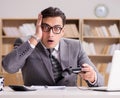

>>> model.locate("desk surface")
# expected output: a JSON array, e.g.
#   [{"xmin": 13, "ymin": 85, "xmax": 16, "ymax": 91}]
[{"xmin": 1, "ymin": 87, "xmax": 120, "ymax": 98}]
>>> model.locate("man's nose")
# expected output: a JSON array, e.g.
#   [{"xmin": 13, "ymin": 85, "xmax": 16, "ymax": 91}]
[{"xmin": 49, "ymin": 29, "xmax": 54, "ymax": 35}]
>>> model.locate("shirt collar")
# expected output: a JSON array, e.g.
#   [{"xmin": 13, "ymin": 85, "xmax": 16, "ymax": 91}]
[
  {"xmin": 54, "ymin": 43, "xmax": 59, "ymax": 51},
  {"xmin": 41, "ymin": 41, "xmax": 59, "ymax": 51}
]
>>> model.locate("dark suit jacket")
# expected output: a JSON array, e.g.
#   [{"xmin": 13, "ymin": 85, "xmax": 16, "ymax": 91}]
[{"xmin": 2, "ymin": 37, "xmax": 104, "ymax": 86}]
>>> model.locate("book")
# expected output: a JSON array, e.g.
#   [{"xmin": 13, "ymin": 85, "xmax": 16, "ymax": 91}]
[
  {"xmin": 3, "ymin": 27, "xmax": 21, "ymax": 37},
  {"xmin": 100, "ymin": 26, "xmax": 109, "ymax": 37},
  {"xmin": 64, "ymin": 24, "xmax": 79, "ymax": 38},
  {"xmin": 82, "ymin": 41, "xmax": 96, "ymax": 55},
  {"xmin": 83, "ymin": 24, "xmax": 92, "ymax": 36},
  {"xmin": 19, "ymin": 23, "xmax": 36, "ymax": 36},
  {"xmin": 108, "ymin": 24, "xmax": 120, "ymax": 37}
]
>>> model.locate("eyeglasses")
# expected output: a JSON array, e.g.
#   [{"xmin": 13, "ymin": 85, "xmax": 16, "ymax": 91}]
[{"xmin": 41, "ymin": 23, "xmax": 63, "ymax": 34}]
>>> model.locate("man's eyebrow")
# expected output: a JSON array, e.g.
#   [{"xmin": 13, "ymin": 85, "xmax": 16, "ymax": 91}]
[
  {"xmin": 41, "ymin": 23, "xmax": 51, "ymax": 27},
  {"xmin": 53, "ymin": 24, "xmax": 63, "ymax": 27},
  {"xmin": 42, "ymin": 23, "xmax": 62, "ymax": 27},
  {"xmin": 41, "ymin": 23, "xmax": 49, "ymax": 25}
]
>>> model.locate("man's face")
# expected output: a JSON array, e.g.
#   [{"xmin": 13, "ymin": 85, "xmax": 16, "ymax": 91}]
[{"xmin": 41, "ymin": 17, "xmax": 64, "ymax": 48}]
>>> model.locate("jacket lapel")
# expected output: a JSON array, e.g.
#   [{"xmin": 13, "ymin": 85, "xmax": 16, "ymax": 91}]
[
  {"xmin": 37, "ymin": 43, "xmax": 55, "ymax": 82},
  {"xmin": 59, "ymin": 39, "xmax": 71, "ymax": 71},
  {"xmin": 37, "ymin": 39, "xmax": 71, "ymax": 82}
]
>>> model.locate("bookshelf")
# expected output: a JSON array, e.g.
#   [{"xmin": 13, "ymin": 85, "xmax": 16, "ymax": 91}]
[
  {"xmin": 2, "ymin": 18, "xmax": 119, "ymax": 86},
  {"xmin": 81, "ymin": 19, "xmax": 120, "ymax": 85},
  {"xmin": 0, "ymin": 18, "xmax": 80, "ymax": 86},
  {"xmin": 64, "ymin": 18, "xmax": 80, "ymax": 39},
  {"xmin": 0, "ymin": 18, "xmax": 38, "ymax": 86}
]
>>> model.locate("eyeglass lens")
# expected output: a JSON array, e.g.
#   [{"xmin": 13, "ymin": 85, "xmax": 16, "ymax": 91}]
[{"xmin": 41, "ymin": 23, "xmax": 63, "ymax": 34}]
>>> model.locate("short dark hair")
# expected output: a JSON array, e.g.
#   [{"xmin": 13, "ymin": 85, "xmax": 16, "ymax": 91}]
[{"xmin": 41, "ymin": 7, "xmax": 66, "ymax": 26}]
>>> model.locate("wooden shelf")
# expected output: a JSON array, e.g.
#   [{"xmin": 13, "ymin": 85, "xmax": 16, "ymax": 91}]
[
  {"xmin": 82, "ymin": 19, "xmax": 120, "ymax": 86},
  {"xmin": 82, "ymin": 19, "xmax": 120, "ymax": 61},
  {"xmin": 2, "ymin": 36, "xmax": 18, "ymax": 39},
  {"xmin": 83, "ymin": 36, "xmax": 120, "ymax": 39},
  {"xmin": 89, "ymin": 55, "xmax": 112, "ymax": 63}
]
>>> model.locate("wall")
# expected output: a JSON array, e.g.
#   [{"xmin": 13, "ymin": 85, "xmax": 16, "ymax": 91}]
[{"xmin": 0, "ymin": 0, "xmax": 120, "ymax": 18}]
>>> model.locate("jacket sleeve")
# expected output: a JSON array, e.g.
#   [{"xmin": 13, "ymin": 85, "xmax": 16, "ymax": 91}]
[
  {"xmin": 77, "ymin": 41, "xmax": 104, "ymax": 87},
  {"xmin": 2, "ymin": 37, "xmax": 34, "ymax": 73}
]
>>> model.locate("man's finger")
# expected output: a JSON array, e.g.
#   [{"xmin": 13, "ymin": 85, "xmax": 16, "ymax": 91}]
[{"xmin": 37, "ymin": 13, "xmax": 42, "ymax": 26}]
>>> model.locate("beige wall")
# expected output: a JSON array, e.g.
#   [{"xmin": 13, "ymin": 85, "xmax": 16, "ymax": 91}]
[{"xmin": 0, "ymin": 0, "xmax": 119, "ymax": 18}]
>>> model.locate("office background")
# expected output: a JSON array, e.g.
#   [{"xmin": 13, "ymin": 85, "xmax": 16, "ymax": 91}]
[
  {"xmin": 0, "ymin": 0, "xmax": 119, "ymax": 18},
  {"xmin": 0, "ymin": 0, "xmax": 120, "ymax": 86}
]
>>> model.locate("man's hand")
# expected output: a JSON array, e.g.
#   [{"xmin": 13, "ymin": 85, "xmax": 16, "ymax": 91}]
[
  {"xmin": 79, "ymin": 63, "xmax": 96, "ymax": 83},
  {"xmin": 29, "ymin": 14, "xmax": 43, "ymax": 46},
  {"xmin": 35, "ymin": 13, "xmax": 43, "ymax": 40}
]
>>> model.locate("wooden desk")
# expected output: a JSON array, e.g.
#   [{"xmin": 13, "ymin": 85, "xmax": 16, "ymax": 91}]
[{"xmin": 0, "ymin": 87, "xmax": 120, "ymax": 98}]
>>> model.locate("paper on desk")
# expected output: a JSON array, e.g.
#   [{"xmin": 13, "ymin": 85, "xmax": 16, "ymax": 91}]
[{"xmin": 30, "ymin": 86, "xmax": 66, "ymax": 90}]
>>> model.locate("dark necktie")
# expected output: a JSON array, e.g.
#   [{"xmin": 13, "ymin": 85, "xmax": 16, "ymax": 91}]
[{"xmin": 47, "ymin": 49, "xmax": 63, "ymax": 83}]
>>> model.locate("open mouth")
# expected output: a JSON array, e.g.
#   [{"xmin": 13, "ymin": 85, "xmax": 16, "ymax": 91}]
[{"xmin": 48, "ymin": 39, "xmax": 54, "ymax": 42}]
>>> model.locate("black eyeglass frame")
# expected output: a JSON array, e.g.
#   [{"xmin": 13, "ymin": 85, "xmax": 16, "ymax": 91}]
[{"xmin": 41, "ymin": 23, "xmax": 63, "ymax": 34}]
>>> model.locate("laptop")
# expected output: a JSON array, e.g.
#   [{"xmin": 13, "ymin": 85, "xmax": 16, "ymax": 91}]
[
  {"xmin": 0, "ymin": 77, "xmax": 4, "ymax": 91},
  {"xmin": 79, "ymin": 50, "xmax": 120, "ymax": 92}
]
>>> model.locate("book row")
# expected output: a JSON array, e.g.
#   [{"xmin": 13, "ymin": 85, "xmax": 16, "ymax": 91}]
[{"xmin": 82, "ymin": 41, "xmax": 120, "ymax": 55}]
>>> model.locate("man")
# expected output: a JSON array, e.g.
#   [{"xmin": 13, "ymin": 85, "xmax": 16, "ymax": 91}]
[{"xmin": 2, "ymin": 7, "xmax": 104, "ymax": 86}]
